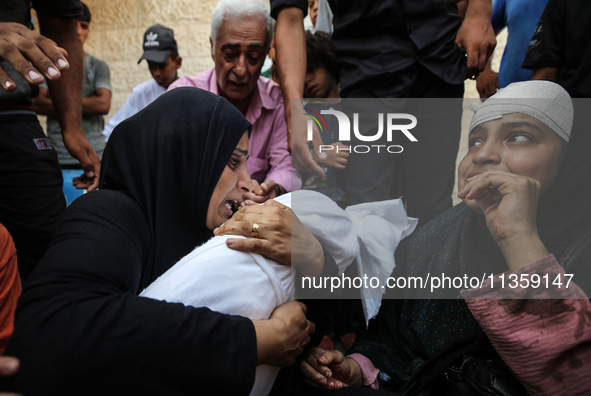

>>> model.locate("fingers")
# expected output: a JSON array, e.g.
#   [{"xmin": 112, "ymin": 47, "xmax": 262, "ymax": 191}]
[
  {"xmin": 293, "ymin": 141, "xmax": 326, "ymax": 177},
  {"xmin": 241, "ymin": 180, "xmax": 266, "ymax": 204},
  {"xmin": 0, "ymin": 64, "xmax": 17, "ymax": 92},
  {"xmin": 321, "ymin": 143, "xmax": 349, "ymax": 169},
  {"xmin": 262, "ymin": 198, "xmax": 289, "ymax": 210},
  {"xmin": 294, "ymin": 300, "xmax": 308, "ymax": 315},
  {"xmin": 0, "ymin": 22, "xmax": 70, "ymax": 90},
  {"xmin": 301, "ymin": 358, "xmax": 333, "ymax": 388},
  {"xmin": 455, "ymin": 15, "xmax": 496, "ymax": 77},
  {"xmin": 465, "ymin": 50, "xmax": 488, "ymax": 77},
  {"xmin": 215, "ymin": 202, "xmax": 292, "ymax": 263},
  {"xmin": 0, "ymin": 356, "xmax": 19, "ymax": 377},
  {"xmin": 300, "ymin": 348, "xmax": 348, "ymax": 390},
  {"xmin": 250, "ymin": 179, "xmax": 261, "ymax": 194},
  {"xmin": 80, "ymin": 155, "xmax": 100, "ymax": 191},
  {"xmin": 241, "ymin": 192, "xmax": 267, "ymax": 204},
  {"xmin": 241, "ymin": 199, "xmax": 258, "ymax": 207},
  {"xmin": 458, "ymin": 171, "xmax": 539, "ymax": 201},
  {"xmin": 258, "ymin": 180, "xmax": 276, "ymax": 196},
  {"xmin": 243, "ymin": 180, "xmax": 278, "ymax": 203},
  {"xmin": 225, "ymin": 236, "xmax": 271, "ymax": 254},
  {"xmin": 66, "ymin": 142, "xmax": 100, "ymax": 191}
]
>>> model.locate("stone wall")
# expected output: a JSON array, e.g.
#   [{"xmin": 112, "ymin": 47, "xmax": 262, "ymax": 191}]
[
  {"xmin": 35, "ymin": 1, "xmax": 504, "ymax": 132},
  {"xmin": 81, "ymin": 0, "xmax": 222, "ymax": 123},
  {"xmin": 33, "ymin": 1, "xmax": 506, "ymax": 205}
]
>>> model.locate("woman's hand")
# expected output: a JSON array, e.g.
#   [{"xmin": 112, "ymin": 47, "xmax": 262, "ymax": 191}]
[
  {"xmin": 300, "ymin": 347, "xmax": 363, "ymax": 390},
  {"xmin": 458, "ymin": 170, "xmax": 549, "ymax": 271},
  {"xmin": 214, "ymin": 199, "xmax": 325, "ymax": 277},
  {"xmin": 253, "ymin": 301, "xmax": 315, "ymax": 367}
]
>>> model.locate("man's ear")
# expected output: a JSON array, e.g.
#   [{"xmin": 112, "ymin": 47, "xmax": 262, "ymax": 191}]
[
  {"xmin": 176, "ymin": 57, "xmax": 183, "ymax": 69},
  {"xmin": 210, "ymin": 37, "xmax": 215, "ymax": 60}
]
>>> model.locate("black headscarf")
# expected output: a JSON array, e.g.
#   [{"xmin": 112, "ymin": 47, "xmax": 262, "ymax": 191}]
[{"xmin": 99, "ymin": 87, "xmax": 251, "ymax": 289}]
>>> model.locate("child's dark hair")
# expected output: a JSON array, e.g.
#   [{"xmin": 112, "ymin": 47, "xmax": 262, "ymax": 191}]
[
  {"xmin": 78, "ymin": 2, "xmax": 91, "ymax": 23},
  {"xmin": 305, "ymin": 31, "xmax": 339, "ymax": 83}
]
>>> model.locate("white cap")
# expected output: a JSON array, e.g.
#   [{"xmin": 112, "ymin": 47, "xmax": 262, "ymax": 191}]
[{"xmin": 470, "ymin": 80, "xmax": 573, "ymax": 141}]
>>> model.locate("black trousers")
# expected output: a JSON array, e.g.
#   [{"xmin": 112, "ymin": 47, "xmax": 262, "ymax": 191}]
[
  {"xmin": 340, "ymin": 66, "xmax": 464, "ymax": 227},
  {"xmin": 0, "ymin": 114, "xmax": 66, "ymax": 279}
]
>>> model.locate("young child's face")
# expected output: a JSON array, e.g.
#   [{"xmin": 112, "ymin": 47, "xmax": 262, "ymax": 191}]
[
  {"xmin": 76, "ymin": 20, "xmax": 90, "ymax": 46},
  {"xmin": 308, "ymin": 0, "xmax": 319, "ymax": 26},
  {"xmin": 148, "ymin": 56, "xmax": 181, "ymax": 89},
  {"xmin": 304, "ymin": 67, "xmax": 337, "ymax": 99}
]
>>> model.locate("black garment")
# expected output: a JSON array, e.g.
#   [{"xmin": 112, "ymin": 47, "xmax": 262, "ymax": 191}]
[
  {"xmin": 270, "ymin": 0, "xmax": 466, "ymax": 97},
  {"xmin": 339, "ymin": 74, "xmax": 463, "ymax": 224},
  {"xmin": 271, "ymin": 0, "xmax": 465, "ymax": 225},
  {"xmin": 347, "ymin": 98, "xmax": 591, "ymax": 391},
  {"xmin": 0, "ymin": 114, "xmax": 64, "ymax": 279},
  {"xmin": 4, "ymin": 88, "xmax": 258, "ymax": 395},
  {"xmin": 0, "ymin": 0, "xmax": 82, "ymax": 280},
  {"xmin": 522, "ymin": 0, "xmax": 591, "ymax": 98},
  {"xmin": 1, "ymin": 0, "xmax": 81, "ymax": 26}
]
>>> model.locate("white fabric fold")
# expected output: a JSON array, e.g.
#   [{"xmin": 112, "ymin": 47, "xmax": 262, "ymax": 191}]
[{"xmin": 140, "ymin": 191, "xmax": 415, "ymax": 394}]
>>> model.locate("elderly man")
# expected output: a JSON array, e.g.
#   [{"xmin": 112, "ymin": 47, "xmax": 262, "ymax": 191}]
[{"xmin": 169, "ymin": 0, "xmax": 300, "ymax": 201}]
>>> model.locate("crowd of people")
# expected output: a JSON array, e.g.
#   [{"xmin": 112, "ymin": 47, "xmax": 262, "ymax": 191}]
[{"xmin": 0, "ymin": 0, "xmax": 590, "ymax": 394}]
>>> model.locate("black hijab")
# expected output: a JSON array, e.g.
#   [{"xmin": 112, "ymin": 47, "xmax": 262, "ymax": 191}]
[{"xmin": 99, "ymin": 87, "xmax": 251, "ymax": 289}]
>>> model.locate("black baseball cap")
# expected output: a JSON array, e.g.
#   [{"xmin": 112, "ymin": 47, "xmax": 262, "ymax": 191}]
[{"xmin": 138, "ymin": 24, "xmax": 178, "ymax": 64}]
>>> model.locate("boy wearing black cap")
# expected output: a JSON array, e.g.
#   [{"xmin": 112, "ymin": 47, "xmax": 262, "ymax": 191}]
[
  {"xmin": 33, "ymin": 2, "xmax": 111, "ymax": 205},
  {"xmin": 102, "ymin": 24, "xmax": 182, "ymax": 141}
]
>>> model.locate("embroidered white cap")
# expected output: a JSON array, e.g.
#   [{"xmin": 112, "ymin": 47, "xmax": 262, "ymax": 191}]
[{"xmin": 470, "ymin": 80, "xmax": 573, "ymax": 141}]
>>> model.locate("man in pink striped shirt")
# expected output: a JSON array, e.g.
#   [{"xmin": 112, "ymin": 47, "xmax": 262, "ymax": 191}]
[{"xmin": 169, "ymin": 0, "xmax": 300, "ymax": 202}]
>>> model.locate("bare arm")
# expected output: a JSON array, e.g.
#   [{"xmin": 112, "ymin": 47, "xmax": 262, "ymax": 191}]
[
  {"xmin": 531, "ymin": 67, "xmax": 558, "ymax": 82},
  {"xmin": 34, "ymin": 86, "xmax": 111, "ymax": 117},
  {"xmin": 81, "ymin": 88, "xmax": 111, "ymax": 115},
  {"xmin": 455, "ymin": 0, "xmax": 496, "ymax": 77},
  {"xmin": 37, "ymin": 14, "xmax": 100, "ymax": 190},
  {"xmin": 253, "ymin": 301, "xmax": 315, "ymax": 367},
  {"xmin": 475, "ymin": 55, "xmax": 498, "ymax": 98},
  {"xmin": 274, "ymin": 7, "xmax": 324, "ymax": 177}
]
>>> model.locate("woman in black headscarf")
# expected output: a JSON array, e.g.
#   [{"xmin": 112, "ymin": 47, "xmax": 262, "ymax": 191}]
[
  {"xmin": 4, "ymin": 87, "xmax": 319, "ymax": 395},
  {"xmin": 299, "ymin": 81, "xmax": 591, "ymax": 395}
]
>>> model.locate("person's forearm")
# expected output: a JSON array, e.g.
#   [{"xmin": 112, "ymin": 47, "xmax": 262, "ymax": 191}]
[
  {"xmin": 456, "ymin": 0, "xmax": 468, "ymax": 19},
  {"xmin": 275, "ymin": 7, "xmax": 306, "ymax": 125},
  {"xmin": 82, "ymin": 90, "xmax": 111, "ymax": 115},
  {"xmin": 37, "ymin": 15, "xmax": 83, "ymax": 136},
  {"xmin": 497, "ymin": 233, "xmax": 549, "ymax": 273},
  {"xmin": 253, "ymin": 319, "xmax": 278, "ymax": 365},
  {"xmin": 531, "ymin": 67, "xmax": 558, "ymax": 82},
  {"xmin": 464, "ymin": 0, "xmax": 492, "ymax": 21},
  {"xmin": 457, "ymin": 0, "xmax": 495, "ymax": 75}
]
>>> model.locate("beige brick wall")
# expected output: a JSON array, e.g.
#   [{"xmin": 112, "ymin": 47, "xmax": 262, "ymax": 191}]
[
  {"xmin": 81, "ymin": 0, "xmax": 224, "ymax": 123},
  {"xmin": 34, "ymin": 2, "xmax": 506, "ymax": 205},
  {"xmin": 36, "ymin": 1, "xmax": 504, "ymax": 136}
]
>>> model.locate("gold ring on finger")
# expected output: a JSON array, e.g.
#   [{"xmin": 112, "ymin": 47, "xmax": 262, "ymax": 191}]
[{"xmin": 251, "ymin": 222, "xmax": 260, "ymax": 237}]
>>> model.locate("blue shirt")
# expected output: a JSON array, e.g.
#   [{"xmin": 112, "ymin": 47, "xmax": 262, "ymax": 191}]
[{"xmin": 491, "ymin": 0, "xmax": 548, "ymax": 88}]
